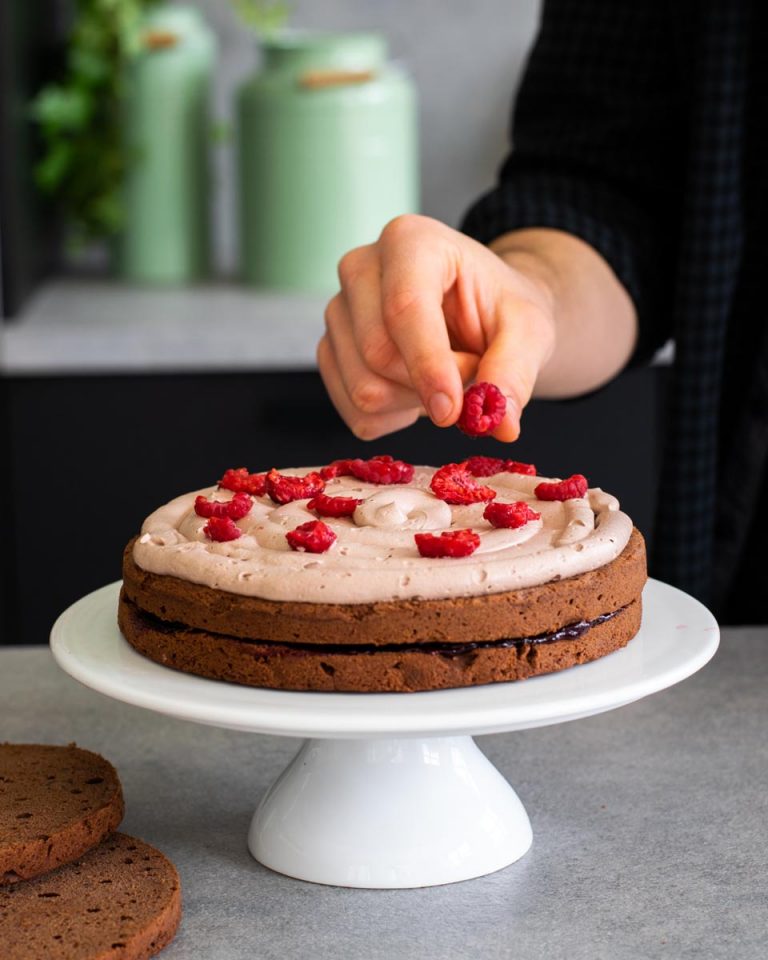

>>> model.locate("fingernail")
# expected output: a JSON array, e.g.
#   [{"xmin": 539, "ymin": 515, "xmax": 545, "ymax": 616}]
[
  {"xmin": 501, "ymin": 399, "xmax": 521, "ymax": 440},
  {"xmin": 428, "ymin": 392, "xmax": 453, "ymax": 424}
]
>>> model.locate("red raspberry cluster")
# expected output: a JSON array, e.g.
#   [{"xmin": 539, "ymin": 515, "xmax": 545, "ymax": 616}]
[
  {"xmin": 321, "ymin": 455, "xmax": 415, "ymax": 485},
  {"xmin": 463, "ymin": 456, "xmax": 536, "ymax": 478},
  {"xmin": 266, "ymin": 468, "xmax": 325, "ymax": 505},
  {"xmin": 286, "ymin": 520, "xmax": 337, "ymax": 553},
  {"xmin": 457, "ymin": 382, "xmax": 507, "ymax": 437},
  {"xmin": 534, "ymin": 474, "xmax": 588, "ymax": 501},
  {"xmin": 197, "ymin": 491, "xmax": 254, "ymax": 542},
  {"xmin": 483, "ymin": 501, "xmax": 540, "ymax": 529},
  {"xmin": 202, "ymin": 516, "xmax": 244, "ymax": 542},
  {"xmin": 307, "ymin": 492, "xmax": 363, "ymax": 518},
  {"xmin": 195, "ymin": 491, "xmax": 253, "ymax": 520},
  {"xmin": 219, "ymin": 468, "xmax": 267, "ymax": 497},
  {"xmin": 414, "ymin": 529, "xmax": 480, "ymax": 558},
  {"xmin": 430, "ymin": 462, "xmax": 497, "ymax": 505}
]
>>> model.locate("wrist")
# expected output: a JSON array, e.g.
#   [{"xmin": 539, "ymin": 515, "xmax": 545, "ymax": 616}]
[
  {"xmin": 490, "ymin": 236, "xmax": 560, "ymax": 374},
  {"xmin": 490, "ymin": 233, "xmax": 562, "ymax": 310},
  {"xmin": 490, "ymin": 227, "xmax": 638, "ymax": 398}
]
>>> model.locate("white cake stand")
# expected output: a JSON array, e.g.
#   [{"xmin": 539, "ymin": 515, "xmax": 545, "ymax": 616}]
[{"xmin": 50, "ymin": 579, "xmax": 718, "ymax": 889}]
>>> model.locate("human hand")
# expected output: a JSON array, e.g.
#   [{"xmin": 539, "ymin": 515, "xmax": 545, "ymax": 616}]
[{"xmin": 317, "ymin": 214, "xmax": 557, "ymax": 442}]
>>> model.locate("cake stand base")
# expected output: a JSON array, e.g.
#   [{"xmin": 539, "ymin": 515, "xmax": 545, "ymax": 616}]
[
  {"xmin": 51, "ymin": 580, "xmax": 719, "ymax": 891},
  {"xmin": 249, "ymin": 735, "xmax": 531, "ymax": 888}
]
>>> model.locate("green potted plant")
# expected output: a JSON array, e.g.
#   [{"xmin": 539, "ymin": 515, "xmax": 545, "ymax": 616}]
[
  {"xmin": 32, "ymin": 0, "xmax": 215, "ymax": 285},
  {"xmin": 31, "ymin": 0, "xmax": 157, "ymax": 250}
]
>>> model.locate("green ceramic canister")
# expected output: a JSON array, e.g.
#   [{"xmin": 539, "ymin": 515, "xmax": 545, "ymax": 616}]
[
  {"xmin": 238, "ymin": 32, "xmax": 418, "ymax": 291},
  {"xmin": 119, "ymin": 6, "xmax": 215, "ymax": 284}
]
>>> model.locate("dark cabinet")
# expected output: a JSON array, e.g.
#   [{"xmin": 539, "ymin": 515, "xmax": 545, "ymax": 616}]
[{"xmin": 3, "ymin": 367, "xmax": 664, "ymax": 644}]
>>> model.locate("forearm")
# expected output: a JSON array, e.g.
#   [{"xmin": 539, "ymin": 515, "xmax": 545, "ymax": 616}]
[{"xmin": 491, "ymin": 228, "xmax": 638, "ymax": 398}]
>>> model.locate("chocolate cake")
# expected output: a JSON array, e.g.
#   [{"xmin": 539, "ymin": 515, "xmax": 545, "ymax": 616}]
[
  {"xmin": 118, "ymin": 458, "xmax": 647, "ymax": 692},
  {"xmin": 0, "ymin": 744, "xmax": 124, "ymax": 885},
  {"xmin": 0, "ymin": 832, "xmax": 181, "ymax": 960}
]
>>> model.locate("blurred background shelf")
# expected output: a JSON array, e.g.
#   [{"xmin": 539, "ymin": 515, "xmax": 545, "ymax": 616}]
[
  {"xmin": 0, "ymin": 0, "xmax": 668, "ymax": 646},
  {"xmin": 1, "ymin": 278, "xmax": 327, "ymax": 374}
]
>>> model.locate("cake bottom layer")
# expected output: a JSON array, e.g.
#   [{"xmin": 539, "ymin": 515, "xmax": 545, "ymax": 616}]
[{"xmin": 118, "ymin": 593, "xmax": 642, "ymax": 693}]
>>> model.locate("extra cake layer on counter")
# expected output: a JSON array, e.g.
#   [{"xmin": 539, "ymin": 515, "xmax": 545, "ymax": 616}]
[
  {"xmin": 121, "ymin": 528, "xmax": 646, "ymax": 646},
  {"xmin": 0, "ymin": 832, "xmax": 181, "ymax": 960},
  {"xmin": 118, "ymin": 594, "xmax": 642, "ymax": 693},
  {"xmin": 0, "ymin": 744, "xmax": 125, "ymax": 885}
]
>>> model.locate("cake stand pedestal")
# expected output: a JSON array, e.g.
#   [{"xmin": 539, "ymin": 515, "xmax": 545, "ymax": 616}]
[{"xmin": 50, "ymin": 580, "xmax": 718, "ymax": 889}]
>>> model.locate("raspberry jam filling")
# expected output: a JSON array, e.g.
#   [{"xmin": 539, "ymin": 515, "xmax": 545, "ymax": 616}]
[{"xmin": 135, "ymin": 604, "xmax": 624, "ymax": 657}]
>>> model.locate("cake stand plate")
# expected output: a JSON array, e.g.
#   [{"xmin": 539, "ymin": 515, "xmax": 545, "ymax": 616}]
[{"xmin": 50, "ymin": 579, "xmax": 718, "ymax": 888}]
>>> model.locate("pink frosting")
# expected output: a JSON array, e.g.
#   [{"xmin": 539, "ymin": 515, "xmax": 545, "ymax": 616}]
[{"xmin": 133, "ymin": 466, "xmax": 632, "ymax": 604}]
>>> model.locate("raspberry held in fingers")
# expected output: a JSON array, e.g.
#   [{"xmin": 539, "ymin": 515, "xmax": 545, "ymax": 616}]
[{"xmin": 457, "ymin": 382, "xmax": 507, "ymax": 437}]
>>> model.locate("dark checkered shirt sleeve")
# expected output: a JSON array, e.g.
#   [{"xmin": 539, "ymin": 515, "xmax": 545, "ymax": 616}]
[{"xmin": 461, "ymin": 0, "xmax": 681, "ymax": 365}]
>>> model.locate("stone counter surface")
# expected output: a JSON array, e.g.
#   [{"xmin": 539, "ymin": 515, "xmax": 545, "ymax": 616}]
[
  {"xmin": 0, "ymin": 280, "xmax": 326, "ymax": 374},
  {"xmin": 0, "ymin": 279, "xmax": 675, "ymax": 376},
  {"xmin": 1, "ymin": 634, "xmax": 765, "ymax": 960}
]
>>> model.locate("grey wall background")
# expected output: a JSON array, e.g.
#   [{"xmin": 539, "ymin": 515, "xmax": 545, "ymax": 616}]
[{"xmin": 192, "ymin": 0, "xmax": 542, "ymax": 273}]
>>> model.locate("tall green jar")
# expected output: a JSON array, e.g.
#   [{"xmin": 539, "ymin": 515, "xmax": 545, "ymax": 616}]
[
  {"xmin": 238, "ymin": 32, "xmax": 418, "ymax": 291},
  {"xmin": 118, "ymin": 6, "xmax": 215, "ymax": 284}
]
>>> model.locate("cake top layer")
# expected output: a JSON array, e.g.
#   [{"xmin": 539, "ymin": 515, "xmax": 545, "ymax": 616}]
[{"xmin": 132, "ymin": 462, "xmax": 633, "ymax": 604}]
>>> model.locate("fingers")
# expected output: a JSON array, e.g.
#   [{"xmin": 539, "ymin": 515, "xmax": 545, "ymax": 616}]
[
  {"xmin": 317, "ymin": 334, "xmax": 421, "ymax": 440},
  {"xmin": 324, "ymin": 294, "xmax": 421, "ymax": 417},
  {"xmin": 336, "ymin": 245, "xmax": 412, "ymax": 390},
  {"xmin": 321, "ymin": 216, "xmax": 557, "ymax": 446},
  {"xmin": 476, "ymin": 298, "xmax": 555, "ymax": 441},
  {"xmin": 377, "ymin": 217, "xmax": 465, "ymax": 425}
]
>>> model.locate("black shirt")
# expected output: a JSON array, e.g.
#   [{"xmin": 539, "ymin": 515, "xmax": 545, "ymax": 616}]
[{"xmin": 462, "ymin": 0, "xmax": 764, "ymax": 620}]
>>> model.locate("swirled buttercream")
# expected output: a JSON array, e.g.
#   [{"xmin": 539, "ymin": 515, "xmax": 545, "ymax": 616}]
[{"xmin": 132, "ymin": 466, "xmax": 632, "ymax": 603}]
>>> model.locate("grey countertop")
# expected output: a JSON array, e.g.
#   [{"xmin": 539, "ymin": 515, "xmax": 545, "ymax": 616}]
[
  {"xmin": 0, "ymin": 278, "xmax": 676, "ymax": 377},
  {"xmin": 1, "ymin": 279, "xmax": 327, "ymax": 375},
  {"xmin": 1, "ymin": 634, "xmax": 766, "ymax": 960}
]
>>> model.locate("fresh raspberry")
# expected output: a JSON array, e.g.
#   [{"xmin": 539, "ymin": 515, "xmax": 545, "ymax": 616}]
[
  {"xmin": 414, "ymin": 529, "xmax": 481, "ymax": 558},
  {"xmin": 195, "ymin": 496, "xmax": 230, "ymax": 519},
  {"xmin": 430, "ymin": 462, "xmax": 497, "ymax": 505},
  {"xmin": 218, "ymin": 467, "xmax": 267, "ymax": 497},
  {"xmin": 203, "ymin": 516, "xmax": 242, "ymax": 542},
  {"xmin": 463, "ymin": 456, "xmax": 537, "ymax": 478},
  {"xmin": 226, "ymin": 493, "xmax": 254, "ymax": 520},
  {"xmin": 320, "ymin": 459, "xmax": 356, "ymax": 480},
  {"xmin": 286, "ymin": 520, "xmax": 337, "ymax": 553},
  {"xmin": 483, "ymin": 501, "xmax": 541, "ymax": 529},
  {"xmin": 308, "ymin": 493, "xmax": 362, "ymax": 518},
  {"xmin": 195, "ymin": 491, "xmax": 253, "ymax": 520},
  {"xmin": 320, "ymin": 455, "xmax": 402, "ymax": 481},
  {"xmin": 457, "ymin": 382, "xmax": 507, "ymax": 437},
  {"xmin": 266, "ymin": 469, "xmax": 325, "ymax": 504},
  {"xmin": 534, "ymin": 473, "xmax": 588, "ymax": 501},
  {"xmin": 348, "ymin": 457, "xmax": 414, "ymax": 485}
]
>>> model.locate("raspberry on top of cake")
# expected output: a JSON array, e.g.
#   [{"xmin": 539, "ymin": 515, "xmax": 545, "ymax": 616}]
[
  {"xmin": 120, "ymin": 456, "xmax": 646, "ymax": 692},
  {"xmin": 131, "ymin": 458, "xmax": 633, "ymax": 605}
]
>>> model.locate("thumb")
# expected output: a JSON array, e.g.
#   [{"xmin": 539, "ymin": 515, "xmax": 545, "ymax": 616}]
[{"xmin": 475, "ymin": 307, "xmax": 552, "ymax": 442}]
